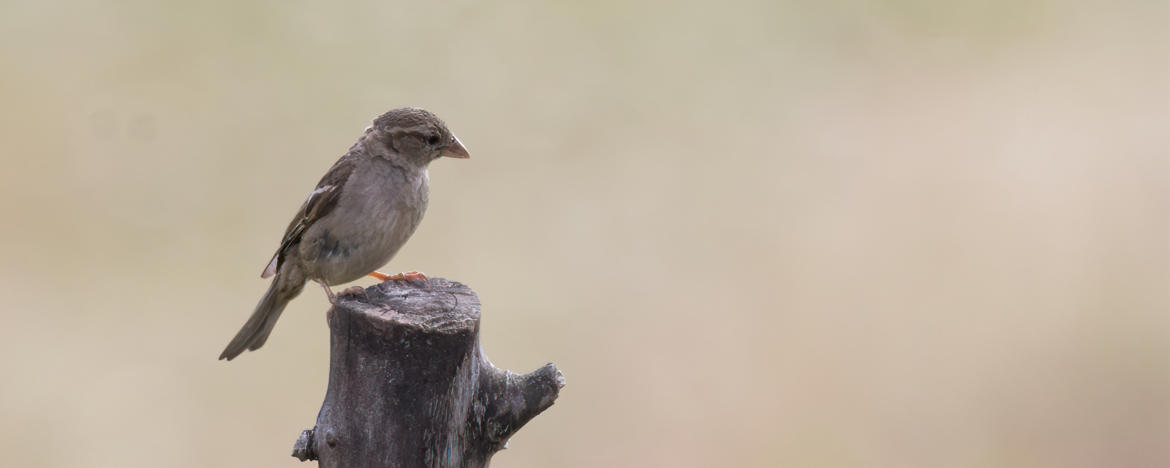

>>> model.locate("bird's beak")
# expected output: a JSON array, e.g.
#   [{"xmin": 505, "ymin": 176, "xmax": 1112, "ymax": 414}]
[{"xmin": 439, "ymin": 135, "xmax": 470, "ymax": 159}]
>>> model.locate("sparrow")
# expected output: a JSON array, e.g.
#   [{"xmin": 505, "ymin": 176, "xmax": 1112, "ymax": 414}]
[{"xmin": 219, "ymin": 107, "xmax": 469, "ymax": 361}]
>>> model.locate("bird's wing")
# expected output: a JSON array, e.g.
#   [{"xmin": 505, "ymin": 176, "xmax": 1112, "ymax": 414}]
[{"xmin": 261, "ymin": 156, "xmax": 358, "ymax": 278}]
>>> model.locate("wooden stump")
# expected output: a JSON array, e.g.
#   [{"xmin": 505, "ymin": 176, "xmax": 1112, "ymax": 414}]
[{"xmin": 290, "ymin": 278, "xmax": 564, "ymax": 468}]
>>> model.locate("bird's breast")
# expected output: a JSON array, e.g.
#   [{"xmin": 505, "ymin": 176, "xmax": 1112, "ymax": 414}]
[{"xmin": 308, "ymin": 165, "xmax": 429, "ymax": 284}]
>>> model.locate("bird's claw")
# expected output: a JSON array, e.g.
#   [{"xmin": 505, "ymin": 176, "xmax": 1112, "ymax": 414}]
[{"xmin": 368, "ymin": 270, "xmax": 428, "ymax": 283}]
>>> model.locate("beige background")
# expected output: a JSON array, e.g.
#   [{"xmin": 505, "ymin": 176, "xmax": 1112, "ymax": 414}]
[{"xmin": 0, "ymin": 1, "xmax": 1166, "ymax": 467}]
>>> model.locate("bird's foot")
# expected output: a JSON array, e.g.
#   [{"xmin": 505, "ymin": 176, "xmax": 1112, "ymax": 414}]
[
  {"xmin": 368, "ymin": 270, "xmax": 428, "ymax": 283},
  {"xmin": 318, "ymin": 281, "xmax": 338, "ymax": 305}
]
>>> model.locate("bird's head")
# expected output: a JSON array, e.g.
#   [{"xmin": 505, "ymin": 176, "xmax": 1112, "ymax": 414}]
[{"xmin": 364, "ymin": 107, "xmax": 470, "ymax": 166}]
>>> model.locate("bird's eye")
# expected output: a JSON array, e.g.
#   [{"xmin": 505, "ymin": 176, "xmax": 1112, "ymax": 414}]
[{"xmin": 426, "ymin": 134, "xmax": 441, "ymax": 145}]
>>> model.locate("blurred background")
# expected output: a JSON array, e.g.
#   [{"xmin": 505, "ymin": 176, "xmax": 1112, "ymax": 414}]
[{"xmin": 0, "ymin": 1, "xmax": 1166, "ymax": 467}]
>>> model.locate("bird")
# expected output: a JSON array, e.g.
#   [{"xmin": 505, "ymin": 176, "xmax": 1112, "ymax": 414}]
[{"xmin": 219, "ymin": 107, "xmax": 469, "ymax": 361}]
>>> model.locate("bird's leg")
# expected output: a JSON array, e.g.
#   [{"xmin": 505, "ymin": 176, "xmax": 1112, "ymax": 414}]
[
  {"xmin": 367, "ymin": 271, "xmax": 392, "ymax": 281},
  {"xmin": 368, "ymin": 270, "xmax": 428, "ymax": 282},
  {"xmin": 318, "ymin": 280, "xmax": 338, "ymax": 304}
]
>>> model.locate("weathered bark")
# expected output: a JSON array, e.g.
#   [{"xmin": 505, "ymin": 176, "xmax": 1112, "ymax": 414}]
[{"xmin": 291, "ymin": 278, "xmax": 564, "ymax": 468}]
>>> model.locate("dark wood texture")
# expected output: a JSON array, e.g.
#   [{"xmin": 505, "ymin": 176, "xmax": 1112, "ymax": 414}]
[{"xmin": 291, "ymin": 278, "xmax": 563, "ymax": 468}]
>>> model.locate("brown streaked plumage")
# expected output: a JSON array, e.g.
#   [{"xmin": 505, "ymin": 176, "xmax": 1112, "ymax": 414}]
[{"xmin": 219, "ymin": 107, "xmax": 469, "ymax": 361}]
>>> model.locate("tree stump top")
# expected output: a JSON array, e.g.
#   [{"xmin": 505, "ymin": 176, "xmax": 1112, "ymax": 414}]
[{"xmin": 335, "ymin": 278, "xmax": 480, "ymax": 335}]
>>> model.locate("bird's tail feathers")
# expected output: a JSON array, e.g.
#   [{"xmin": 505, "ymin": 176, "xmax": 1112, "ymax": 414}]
[{"xmin": 219, "ymin": 269, "xmax": 305, "ymax": 361}]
